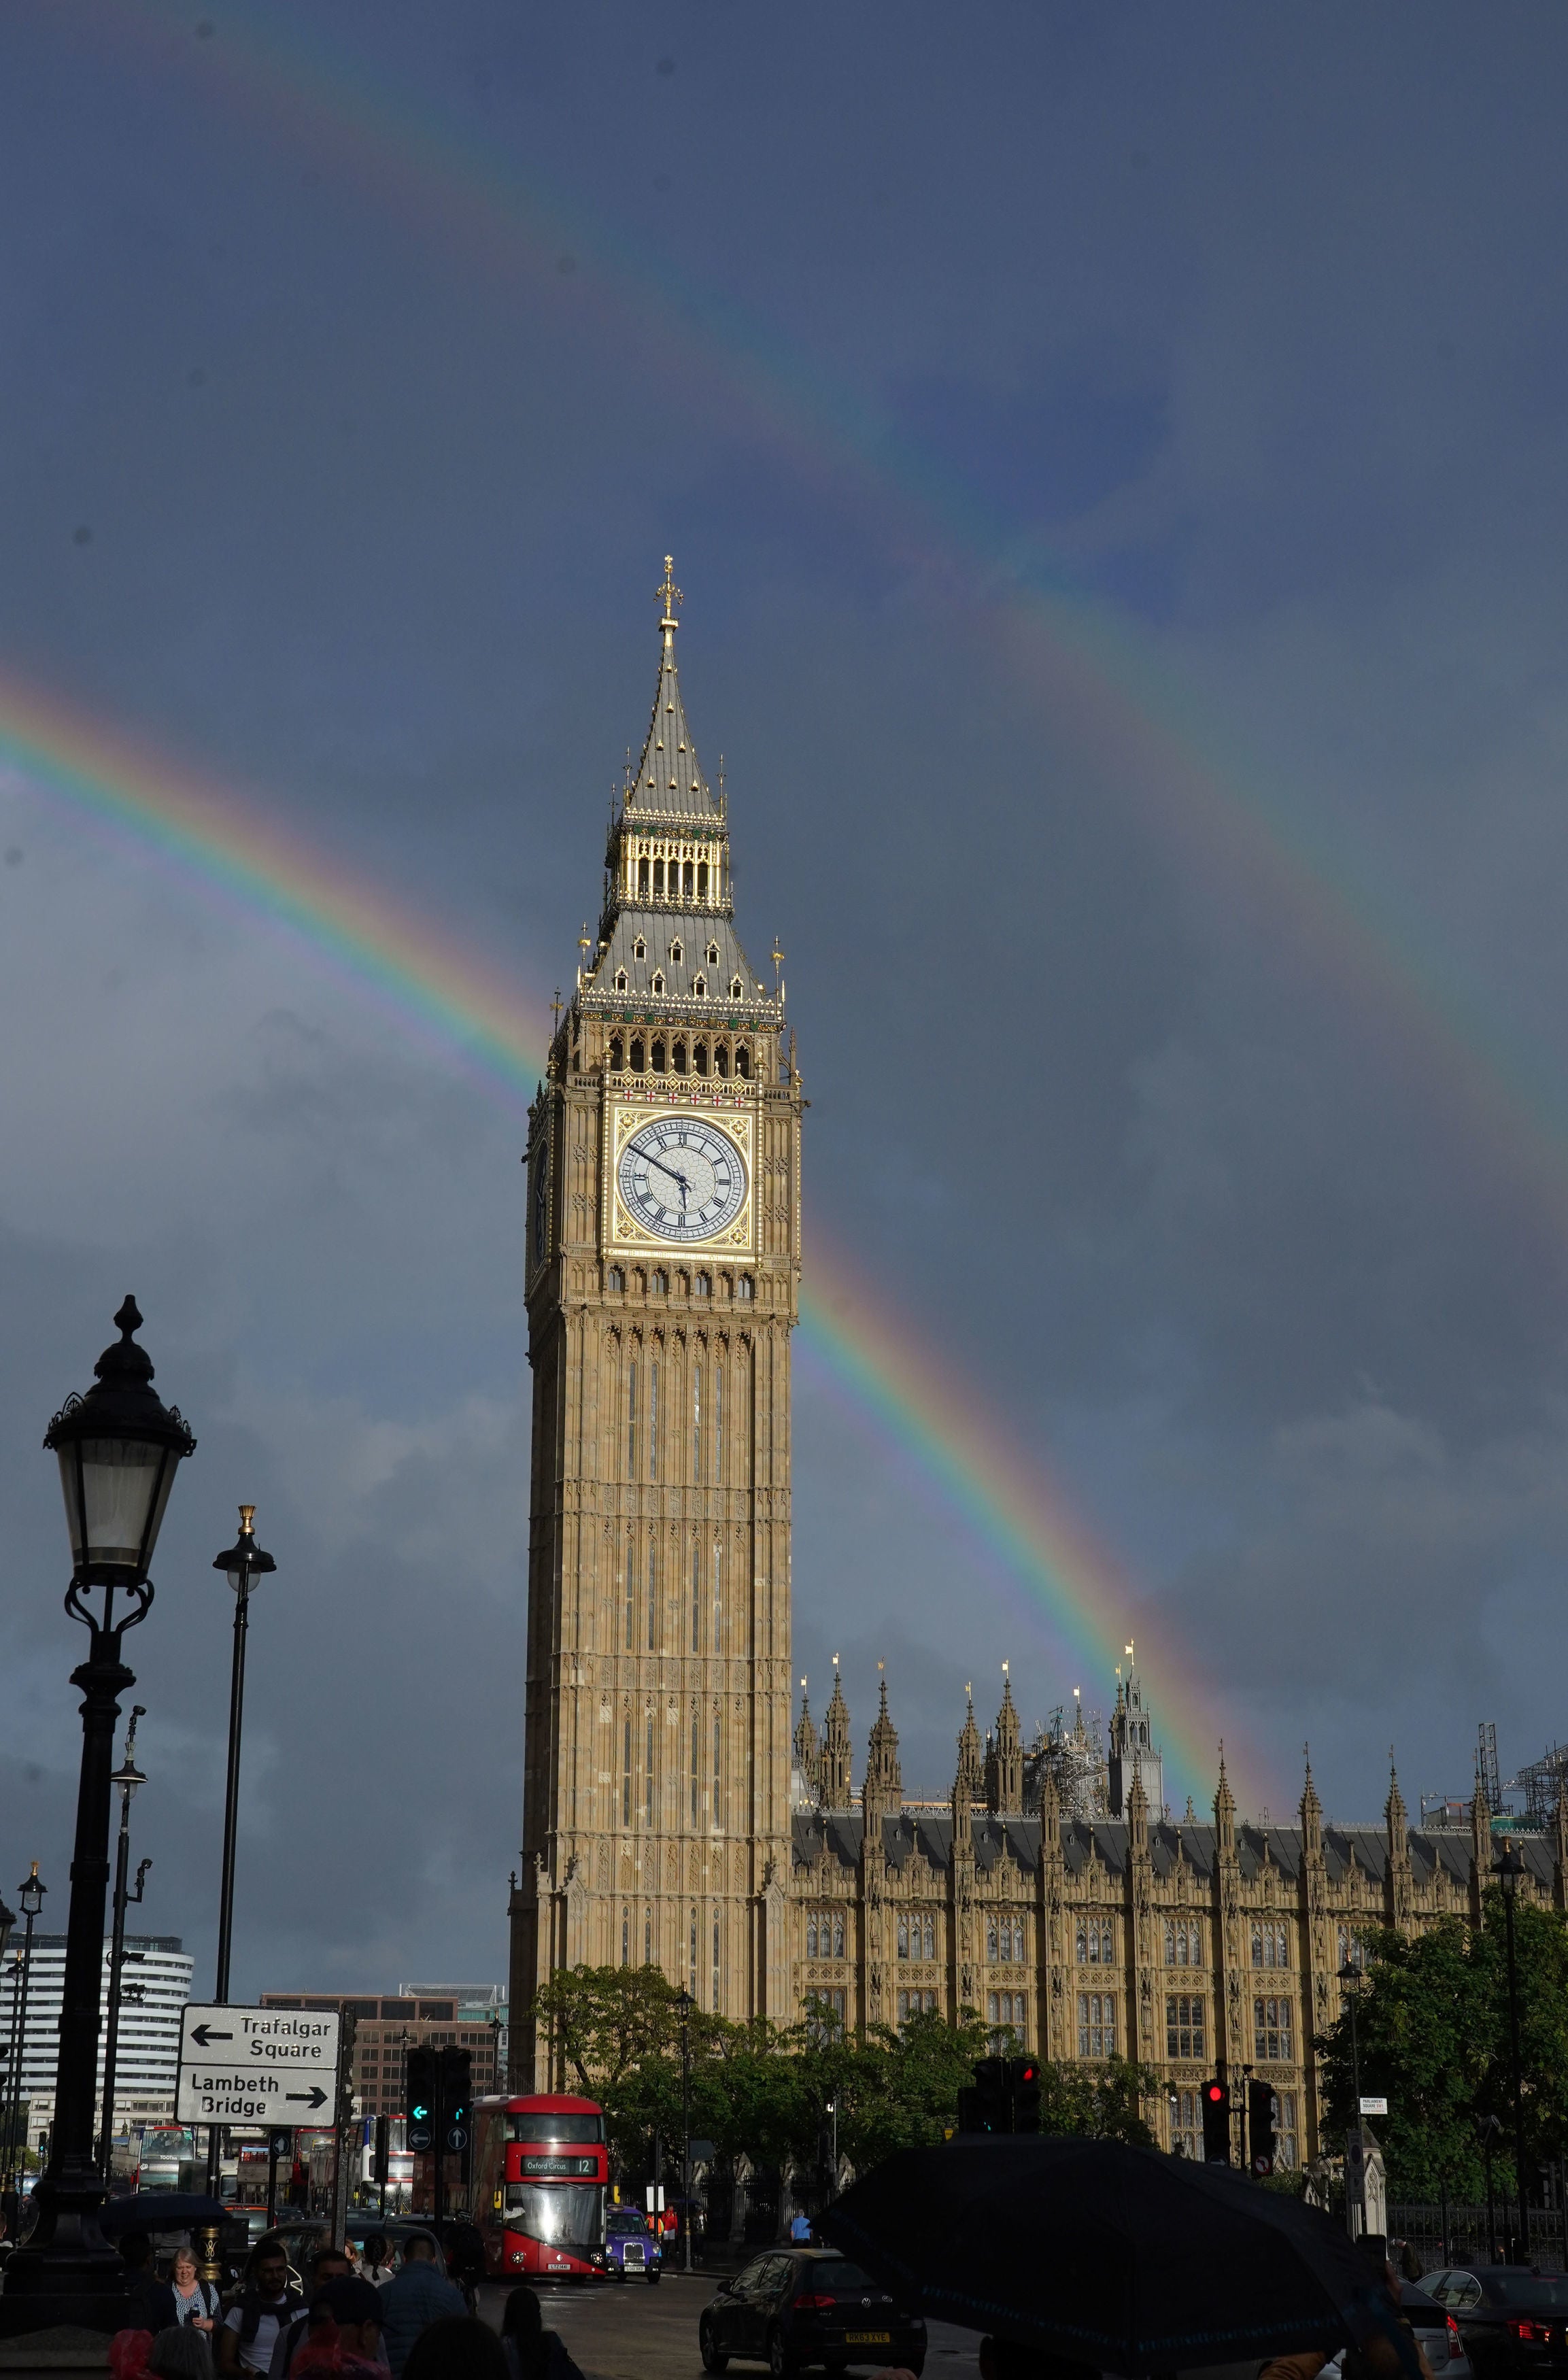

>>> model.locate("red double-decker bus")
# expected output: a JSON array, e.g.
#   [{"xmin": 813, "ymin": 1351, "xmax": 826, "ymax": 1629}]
[{"xmin": 471, "ymin": 2094, "xmax": 608, "ymax": 2279}]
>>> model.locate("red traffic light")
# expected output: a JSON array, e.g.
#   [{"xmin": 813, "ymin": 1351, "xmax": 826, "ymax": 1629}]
[
  {"xmin": 1205, "ymin": 2082, "xmax": 1225, "ymax": 2103},
  {"xmin": 1018, "ymin": 2063, "xmax": 1039, "ymax": 2084}
]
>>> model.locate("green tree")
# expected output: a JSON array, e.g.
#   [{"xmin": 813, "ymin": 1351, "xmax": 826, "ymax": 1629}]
[{"xmin": 1314, "ymin": 1894, "xmax": 1568, "ymax": 2200}]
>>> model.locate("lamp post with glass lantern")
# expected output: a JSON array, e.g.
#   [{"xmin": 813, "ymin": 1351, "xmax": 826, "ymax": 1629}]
[
  {"xmin": 676, "ymin": 1987, "xmax": 693, "ymax": 2274},
  {"xmin": 0, "ymin": 1888, "xmax": 14, "ymax": 2203},
  {"xmin": 97, "ymin": 1706, "xmax": 149, "ymax": 2175},
  {"xmin": 1337, "ymin": 1959, "xmax": 1366, "ymax": 2235},
  {"xmin": 203, "ymin": 1506, "xmax": 276, "ymax": 2198},
  {"xmin": 1495, "ymin": 1844, "xmax": 1530, "ymax": 2259},
  {"xmin": 0, "ymin": 1300, "xmax": 193, "ymax": 2332},
  {"xmin": 3, "ymin": 1872, "xmax": 43, "ymax": 2198}
]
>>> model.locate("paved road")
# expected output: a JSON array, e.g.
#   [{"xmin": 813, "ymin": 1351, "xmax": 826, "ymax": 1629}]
[{"xmin": 476, "ymin": 2274, "xmax": 983, "ymax": 2380}]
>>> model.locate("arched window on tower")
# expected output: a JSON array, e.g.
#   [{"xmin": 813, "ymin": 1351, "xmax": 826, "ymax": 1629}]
[
  {"xmin": 609, "ymin": 1035, "xmax": 624, "ymax": 1068},
  {"xmin": 715, "ymin": 1043, "xmax": 730, "ymax": 1078},
  {"xmin": 607, "ymin": 1267, "xmax": 624, "ymax": 1293},
  {"xmin": 630, "ymin": 1038, "xmax": 645, "ymax": 1072},
  {"xmin": 613, "ymin": 973, "xmax": 627, "ymax": 996},
  {"xmin": 637, "ymin": 859, "xmax": 649, "ymax": 898},
  {"xmin": 651, "ymin": 970, "xmax": 665, "ymax": 996},
  {"xmin": 670, "ymin": 938, "xmax": 683, "ymax": 966},
  {"xmin": 652, "ymin": 1038, "xmax": 667, "ymax": 1072},
  {"xmin": 729, "ymin": 975, "xmax": 743, "ymax": 1000},
  {"xmin": 694, "ymin": 1040, "xmax": 709, "ymax": 1075},
  {"xmin": 653, "ymin": 858, "xmax": 665, "ymax": 898},
  {"xmin": 736, "ymin": 1044, "xmax": 752, "ymax": 1079},
  {"xmin": 684, "ymin": 860, "xmax": 695, "ymax": 898},
  {"xmin": 634, "ymin": 936, "xmax": 647, "ymax": 962},
  {"xmin": 708, "ymin": 941, "xmax": 720, "ymax": 966},
  {"xmin": 697, "ymin": 862, "xmax": 709, "ymax": 900},
  {"xmin": 673, "ymin": 1040, "xmax": 687, "ymax": 1074}
]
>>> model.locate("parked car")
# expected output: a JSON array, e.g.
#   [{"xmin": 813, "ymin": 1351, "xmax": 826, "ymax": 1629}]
[
  {"xmin": 1327, "ymin": 2282, "xmax": 1472, "ymax": 2380},
  {"xmin": 699, "ymin": 2246, "xmax": 926, "ymax": 2376},
  {"xmin": 1425, "ymin": 2269, "xmax": 1568, "ymax": 2378},
  {"xmin": 605, "ymin": 2204, "xmax": 661, "ymax": 2283}
]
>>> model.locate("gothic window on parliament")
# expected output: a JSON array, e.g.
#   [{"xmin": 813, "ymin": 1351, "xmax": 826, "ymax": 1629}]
[
  {"xmin": 1253, "ymin": 1995, "xmax": 1294, "ymax": 2062},
  {"xmin": 987, "ymin": 1916, "xmax": 1025, "ymax": 1962},
  {"xmin": 607, "ymin": 1268, "xmax": 624, "ymax": 1292},
  {"xmin": 987, "ymin": 1992, "xmax": 1027, "ymax": 2043},
  {"xmin": 1170, "ymin": 2088, "xmax": 1199, "ymax": 2159},
  {"xmin": 614, "ymin": 971, "xmax": 628, "ymax": 993},
  {"xmin": 738, "ymin": 1276, "xmax": 754, "ymax": 1301},
  {"xmin": 651, "ymin": 970, "xmax": 664, "ymax": 994},
  {"xmin": 694, "ymin": 1272, "xmax": 711, "ymax": 1296},
  {"xmin": 1076, "ymin": 1920, "xmax": 1114, "ymax": 1966},
  {"xmin": 707, "ymin": 942, "xmax": 719, "ymax": 966},
  {"xmin": 634, "ymin": 936, "xmax": 646, "ymax": 961},
  {"xmin": 900, "ymin": 1989, "xmax": 940, "ymax": 2025},
  {"xmin": 670, "ymin": 939, "xmax": 683, "ymax": 965},
  {"xmin": 805, "ymin": 1990, "xmax": 846, "ymax": 2043},
  {"xmin": 807, "ymin": 1909, "xmax": 846, "ymax": 1960},
  {"xmin": 1274, "ymin": 2090, "xmax": 1300, "ymax": 2169},
  {"xmin": 1077, "ymin": 1992, "xmax": 1116, "ymax": 2058},
  {"xmin": 1164, "ymin": 1919, "xmax": 1204, "ymax": 1968},
  {"xmin": 897, "ymin": 1912, "xmax": 936, "ymax": 1961},
  {"xmin": 1165, "ymin": 1994, "xmax": 1206, "ymax": 2060},
  {"xmin": 1252, "ymin": 1921, "xmax": 1289, "ymax": 1969},
  {"xmin": 694, "ymin": 974, "xmax": 706, "ymax": 998},
  {"xmin": 729, "ymin": 975, "xmax": 742, "ymax": 999}
]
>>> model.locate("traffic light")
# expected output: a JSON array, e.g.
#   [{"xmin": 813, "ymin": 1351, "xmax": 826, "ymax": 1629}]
[
  {"xmin": 1201, "ymin": 2077, "xmax": 1231, "ymax": 2164},
  {"xmin": 1248, "ymin": 2080, "xmax": 1278, "ymax": 2177},
  {"xmin": 406, "ymin": 2045, "xmax": 437, "ymax": 2155},
  {"xmin": 441, "ymin": 2045, "xmax": 473, "ymax": 2176},
  {"xmin": 1007, "ymin": 2057, "xmax": 1042, "ymax": 2135},
  {"xmin": 373, "ymin": 2115, "xmax": 390, "ymax": 2186}
]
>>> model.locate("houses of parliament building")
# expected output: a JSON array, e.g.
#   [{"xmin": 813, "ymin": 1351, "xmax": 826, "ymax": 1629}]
[{"xmin": 508, "ymin": 566, "xmax": 1564, "ymax": 2165}]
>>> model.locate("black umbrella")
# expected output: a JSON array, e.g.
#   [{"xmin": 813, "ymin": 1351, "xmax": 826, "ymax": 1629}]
[
  {"xmin": 821, "ymin": 2138, "xmax": 1417, "ymax": 2377},
  {"xmin": 98, "ymin": 2192, "xmax": 230, "ymax": 2237}
]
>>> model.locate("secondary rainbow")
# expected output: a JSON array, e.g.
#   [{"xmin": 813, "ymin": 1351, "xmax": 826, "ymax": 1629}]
[
  {"xmin": 106, "ymin": 0, "xmax": 1568, "ymax": 1256},
  {"xmin": 0, "ymin": 669, "xmax": 1267, "ymax": 1806}
]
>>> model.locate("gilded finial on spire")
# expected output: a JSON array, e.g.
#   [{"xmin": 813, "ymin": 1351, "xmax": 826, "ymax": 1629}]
[{"xmin": 658, "ymin": 554, "xmax": 682, "ymax": 639}]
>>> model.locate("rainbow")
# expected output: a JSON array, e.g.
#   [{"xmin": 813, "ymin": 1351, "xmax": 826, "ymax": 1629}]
[
  {"xmin": 96, "ymin": 7, "xmax": 1568, "ymax": 1255},
  {"xmin": 0, "ymin": 669, "xmax": 1269, "ymax": 1806}
]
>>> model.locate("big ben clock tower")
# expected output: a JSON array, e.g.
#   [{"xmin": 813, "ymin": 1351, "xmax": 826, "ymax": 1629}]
[{"xmin": 510, "ymin": 562, "xmax": 802, "ymax": 2081}]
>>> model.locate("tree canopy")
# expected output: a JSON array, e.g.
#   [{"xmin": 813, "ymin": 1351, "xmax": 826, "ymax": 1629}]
[
  {"xmin": 1314, "ymin": 1891, "xmax": 1568, "ymax": 2200},
  {"xmin": 530, "ymin": 1964, "xmax": 1157, "ymax": 2184}
]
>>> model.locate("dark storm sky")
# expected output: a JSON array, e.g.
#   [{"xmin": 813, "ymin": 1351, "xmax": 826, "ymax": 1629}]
[{"xmin": 3, "ymin": 2, "xmax": 1568, "ymax": 1993}]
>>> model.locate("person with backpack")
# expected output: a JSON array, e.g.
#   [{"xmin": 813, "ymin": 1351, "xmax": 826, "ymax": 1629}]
[
  {"xmin": 170, "ymin": 2248, "xmax": 222, "ymax": 2334},
  {"xmin": 217, "ymin": 2239, "xmax": 303, "ymax": 2377}
]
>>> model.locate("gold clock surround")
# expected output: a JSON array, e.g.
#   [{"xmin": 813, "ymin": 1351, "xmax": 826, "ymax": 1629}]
[{"xmin": 604, "ymin": 1086, "xmax": 756, "ymax": 1255}]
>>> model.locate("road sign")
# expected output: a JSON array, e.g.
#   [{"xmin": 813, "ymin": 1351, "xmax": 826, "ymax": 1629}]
[
  {"xmin": 176, "ymin": 2003, "xmax": 341, "ymax": 2126},
  {"xmin": 1359, "ymin": 2095, "xmax": 1388, "ymax": 2115}
]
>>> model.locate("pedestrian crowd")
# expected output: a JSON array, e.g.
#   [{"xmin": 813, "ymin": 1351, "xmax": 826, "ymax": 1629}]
[{"xmin": 109, "ymin": 2229, "xmax": 583, "ymax": 2380}]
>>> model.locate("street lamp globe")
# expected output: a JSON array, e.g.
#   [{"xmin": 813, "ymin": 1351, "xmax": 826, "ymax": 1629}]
[
  {"xmin": 44, "ymin": 1298, "xmax": 195, "ymax": 1586},
  {"xmin": 1495, "ymin": 1843, "xmax": 1526, "ymax": 1899},
  {"xmin": 19, "ymin": 1866, "xmax": 46, "ymax": 1923},
  {"xmin": 109, "ymin": 1752, "xmax": 145, "ymax": 1801},
  {"xmin": 212, "ymin": 1504, "xmax": 276, "ymax": 1596}
]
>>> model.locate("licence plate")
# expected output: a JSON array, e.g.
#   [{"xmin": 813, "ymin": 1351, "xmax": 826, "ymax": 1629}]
[{"xmin": 847, "ymin": 2334, "xmax": 891, "ymax": 2345}]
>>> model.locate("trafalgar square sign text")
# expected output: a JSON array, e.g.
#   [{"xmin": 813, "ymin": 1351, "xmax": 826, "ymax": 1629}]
[{"xmin": 176, "ymin": 2003, "xmax": 341, "ymax": 2125}]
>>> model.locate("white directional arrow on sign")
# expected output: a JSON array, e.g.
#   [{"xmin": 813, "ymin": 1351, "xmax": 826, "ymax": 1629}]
[{"xmin": 176, "ymin": 2003, "xmax": 342, "ymax": 2127}]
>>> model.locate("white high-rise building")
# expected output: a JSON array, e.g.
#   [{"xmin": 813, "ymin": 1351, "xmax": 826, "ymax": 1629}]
[{"xmin": 0, "ymin": 1935, "xmax": 193, "ymax": 2140}]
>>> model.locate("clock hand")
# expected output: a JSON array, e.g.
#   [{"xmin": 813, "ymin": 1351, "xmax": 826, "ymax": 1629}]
[{"xmin": 645, "ymin": 1153, "xmax": 694, "ymax": 1195}]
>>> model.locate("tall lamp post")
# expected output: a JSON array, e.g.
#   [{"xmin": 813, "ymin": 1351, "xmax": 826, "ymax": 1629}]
[
  {"xmin": 0, "ymin": 1299, "xmax": 194, "ymax": 2335},
  {"xmin": 97, "ymin": 1707, "xmax": 149, "ymax": 2177},
  {"xmin": 675, "ymin": 1988, "xmax": 693, "ymax": 2275},
  {"xmin": 0, "ymin": 1889, "xmax": 14, "ymax": 2214},
  {"xmin": 1495, "ymin": 1845, "xmax": 1531, "ymax": 2261},
  {"xmin": 3, "ymin": 1870, "xmax": 45, "ymax": 2198},
  {"xmin": 1337, "ymin": 1960, "xmax": 1365, "ymax": 2238},
  {"xmin": 204, "ymin": 1506, "xmax": 277, "ymax": 2198}
]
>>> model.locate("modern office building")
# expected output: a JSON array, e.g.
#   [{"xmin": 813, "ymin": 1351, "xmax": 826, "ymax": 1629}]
[{"xmin": 0, "ymin": 1935, "xmax": 192, "ymax": 2140}]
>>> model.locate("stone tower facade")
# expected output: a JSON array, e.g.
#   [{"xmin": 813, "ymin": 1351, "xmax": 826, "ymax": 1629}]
[{"xmin": 511, "ymin": 563, "xmax": 802, "ymax": 2083}]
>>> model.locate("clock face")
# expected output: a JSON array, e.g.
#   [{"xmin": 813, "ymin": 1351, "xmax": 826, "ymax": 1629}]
[{"xmin": 617, "ymin": 1115, "xmax": 747, "ymax": 1242}]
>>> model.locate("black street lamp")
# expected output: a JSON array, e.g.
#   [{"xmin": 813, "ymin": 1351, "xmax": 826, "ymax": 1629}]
[
  {"xmin": 0, "ymin": 1299, "xmax": 193, "ymax": 2336},
  {"xmin": 1337, "ymin": 1960, "xmax": 1366, "ymax": 2237},
  {"xmin": 3, "ymin": 1869, "xmax": 45, "ymax": 2200},
  {"xmin": 676, "ymin": 1987, "xmax": 693, "ymax": 2275},
  {"xmin": 97, "ymin": 1707, "xmax": 149, "ymax": 2175},
  {"xmin": 1495, "ymin": 1844, "xmax": 1531, "ymax": 2261},
  {"xmin": 204, "ymin": 1505, "xmax": 276, "ymax": 2198}
]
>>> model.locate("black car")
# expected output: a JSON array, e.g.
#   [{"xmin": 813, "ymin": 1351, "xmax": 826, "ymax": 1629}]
[
  {"xmin": 1427, "ymin": 2268, "xmax": 1568, "ymax": 2377},
  {"xmin": 700, "ymin": 2246, "xmax": 926, "ymax": 2376}
]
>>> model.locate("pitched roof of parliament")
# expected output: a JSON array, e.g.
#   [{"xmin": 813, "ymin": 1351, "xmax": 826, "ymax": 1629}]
[{"xmin": 509, "ymin": 567, "xmax": 1565, "ymax": 2179}]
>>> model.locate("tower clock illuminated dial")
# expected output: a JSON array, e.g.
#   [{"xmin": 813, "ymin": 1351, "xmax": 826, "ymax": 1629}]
[{"xmin": 617, "ymin": 1115, "xmax": 747, "ymax": 1242}]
